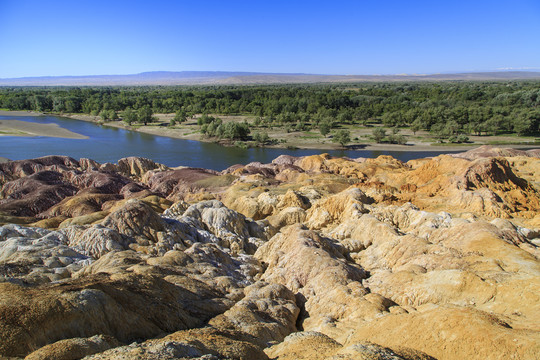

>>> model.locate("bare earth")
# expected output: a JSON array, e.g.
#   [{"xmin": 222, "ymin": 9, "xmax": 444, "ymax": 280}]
[{"xmin": 0, "ymin": 119, "xmax": 88, "ymax": 139}]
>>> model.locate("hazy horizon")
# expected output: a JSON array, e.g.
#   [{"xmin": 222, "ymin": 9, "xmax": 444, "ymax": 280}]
[
  {"xmin": 3, "ymin": 69, "xmax": 540, "ymax": 81},
  {"xmin": 1, "ymin": 0, "xmax": 539, "ymax": 78}
]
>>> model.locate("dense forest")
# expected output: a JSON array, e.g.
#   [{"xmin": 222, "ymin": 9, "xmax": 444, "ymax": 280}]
[{"xmin": 0, "ymin": 82, "xmax": 539, "ymax": 139}]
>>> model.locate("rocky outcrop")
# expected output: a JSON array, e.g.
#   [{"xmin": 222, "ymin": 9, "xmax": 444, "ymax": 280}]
[
  {"xmin": 209, "ymin": 281, "xmax": 300, "ymax": 348},
  {"xmin": 0, "ymin": 224, "xmax": 90, "ymax": 284},
  {"xmin": 146, "ymin": 167, "xmax": 219, "ymax": 197},
  {"xmin": 84, "ymin": 327, "xmax": 268, "ymax": 360},
  {"xmin": 41, "ymin": 193, "xmax": 121, "ymax": 218},
  {"xmin": 452, "ymin": 145, "xmax": 540, "ymax": 160},
  {"xmin": 61, "ymin": 225, "xmax": 130, "ymax": 259},
  {"xmin": 345, "ymin": 306, "xmax": 540, "ymax": 360},
  {"xmin": 255, "ymin": 225, "xmax": 392, "ymax": 340},
  {"xmin": 0, "ymin": 272, "xmax": 231, "ymax": 357},
  {"xmin": 0, "ymin": 171, "xmax": 78, "ymax": 216},
  {"xmin": 0, "ymin": 156, "xmax": 161, "ymax": 223},
  {"xmin": 68, "ymin": 170, "xmax": 132, "ymax": 194},
  {"xmin": 0, "ymin": 149, "xmax": 538, "ymax": 359},
  {"xmin": 0, "ymin": 155, "xmax": 80, "ymax": 185},
  {"xmin": 374, "ymin": 154, "xmax": 539, "ymax": 222},
  {"xmin": 266, "ymin": 331, "xmax": 436, "ymax": 360},
  {"xmin": 117, "ymin": 156, "xmax": 168, "ymax": 178},
  {"xmin": 305, "ymin": 187, "xmax": 370, "ymax": 229},
  {"xmin": 184, "ymin": 201, "xmax": 251, "ymax": 245},
  {"xmin": 101, "ymin": 199, "xmax": 168, "ymax": 244},
  {"xmin": 24, "ymin": 335, "xmax": 120, "ymax": 360}
]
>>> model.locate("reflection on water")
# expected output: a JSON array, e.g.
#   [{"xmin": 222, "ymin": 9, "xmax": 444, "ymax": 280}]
[{"xmin": 0, "ymin": 115, "xmax": 459, "ymax": 170}]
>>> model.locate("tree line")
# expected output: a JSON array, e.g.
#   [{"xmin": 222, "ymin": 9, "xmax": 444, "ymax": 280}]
[{"xmin": 0, "ymin": 81, "xmax": 538, "ymax": 137}]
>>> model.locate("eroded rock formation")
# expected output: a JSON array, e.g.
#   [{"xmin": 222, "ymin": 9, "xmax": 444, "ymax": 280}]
[{"xmin": 0, "ymin": 147, "xmax": 538, "ymax": 359}]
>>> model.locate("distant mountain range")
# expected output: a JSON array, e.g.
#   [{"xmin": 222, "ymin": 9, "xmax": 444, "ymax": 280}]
[{"xmin": 1, "ymin": 70, "xmax": 539, "ymax": 86}]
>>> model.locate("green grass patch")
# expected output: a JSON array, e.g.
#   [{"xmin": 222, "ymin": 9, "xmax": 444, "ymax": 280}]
[
  {"xmin": 181, "ymin": 131, "xmax": 199, "ymax": 135},
  {"xmin": 0, "ymin": 130, "xmax": 27, "ymax": 135}
]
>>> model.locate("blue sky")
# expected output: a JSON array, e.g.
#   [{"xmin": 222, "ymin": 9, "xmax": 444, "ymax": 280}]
[{"xmin": 0, "ymin": 0, "xmax": 539, "ymax": 77}]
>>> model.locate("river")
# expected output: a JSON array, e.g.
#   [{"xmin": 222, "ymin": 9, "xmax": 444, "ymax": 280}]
[{"xmin": 0, "ymin": 114, "xmax": 458, "ymax": 170}]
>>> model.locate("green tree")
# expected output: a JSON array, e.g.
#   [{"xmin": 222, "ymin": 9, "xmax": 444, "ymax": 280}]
[
  {"xmin": 122, "ymin": 108, "xmax": 137, "ymax": 125},
  {"xmin": 431, "ymin": 123, "xmax": 451, "ymax": 142},
  {"xmin": 198, "ymin": 114, "xmax": 215, "ymax": 126},
  {"xmin": 200, "ymin": 123, "xmax": 209, "ymax": 135},
  {"xmin": 457, "ymin": 134, "xmax": 469, "ymax": 143},
  {"xmin": 382, "ymin": 112, "xmax": 403, "ymax": 127},
  {"xmin": 337, "ymin": 110, "xmax": 353, "ymax": 124},
  {"xmin": 319, "ymin": 121, "xmax": 331, "ymax": 137},
  {"xmin": 410, "ymin": 120, "xmax": 422, "ymax": 135},
  {"xmin": 206, "ymin": 118, "xmax": 222, "ymax": 137},
  {"xmin": 388, "ymin": 134, "xmax": 407, "ymax": 145},
  {"xmin": 388, "ymin": 128, "xmax": 407, "ymax": 144},
  {"xmin": 99, "ymin": 110, "xmax": 109, "ymax": 121},
  {"xmin": 174, "ymin": 109, "xmax": 187, "ymax": 123},
  {"xmin": 225, "ymin": 122, "xmax": 250, "ymax": 140},
  {"xmin": 253, "ymin": 131, "xmax": 270, "ymax": 144},
  {"xmin": 513, "ymin": 117, "xmax": 533, "ymax": 136},
  {"xmin": 138, "ymin": 106, "xmax": 153, "ymax": 125},
  {"xmin": 108, "ymin": 109, "xmax": 118, "ymax": 120},
  {"xmin": 295, "ymin": 120, "xmax": 308, "ymax": 131},
  {"xmin": 372, "ymin": 128, "xmax": 386, "ymax": 143},
  {"xmin": 445, "ymin": 120, "xmax": 460, "ymax": 135},
  {"xmin": 52, "ymin": 97, "xmax": 65, "ymax": 112},
  {"xmin": 332, "ymin": 129, "xmax": 351, "ymax": 147}
]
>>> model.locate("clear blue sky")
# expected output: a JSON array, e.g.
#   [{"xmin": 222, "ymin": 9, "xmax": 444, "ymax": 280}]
[{"xmin": 0, "ymin": 0, "xmax": 539, "ymax": 78}]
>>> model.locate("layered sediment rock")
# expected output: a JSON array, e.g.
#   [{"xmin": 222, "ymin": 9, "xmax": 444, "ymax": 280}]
[{"xmin": 0, "ymin": 147, "xmax": 538, "ymax": 359}]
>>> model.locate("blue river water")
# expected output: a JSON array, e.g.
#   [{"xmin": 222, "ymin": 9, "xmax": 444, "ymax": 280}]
[{"xmin": 0, "ymin": 114, "xmax": 459, "ymax": 170}]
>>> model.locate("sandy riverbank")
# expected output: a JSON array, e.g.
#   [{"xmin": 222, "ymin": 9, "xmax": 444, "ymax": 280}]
[{"xmin": 0, "ymin": 119, "xmax": 88, "ymax": 139}]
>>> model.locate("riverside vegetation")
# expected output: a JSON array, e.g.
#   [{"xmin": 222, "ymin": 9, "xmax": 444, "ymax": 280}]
[
  {"xmin": 0, "ymin": 146, "xmax": 539, "ymax": 359},
  {"xmin": 0, "ymin": 81, "xmax": 539, "ymax": 147}
]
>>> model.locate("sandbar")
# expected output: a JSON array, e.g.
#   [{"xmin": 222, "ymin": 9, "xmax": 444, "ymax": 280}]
[
  {"xmin": 0, "ymin": 110, "xmax": 44, "ymax": 117},
  {"xmin": 0, "ymin": 119, "xmax": 88, "ymax": 139}
]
